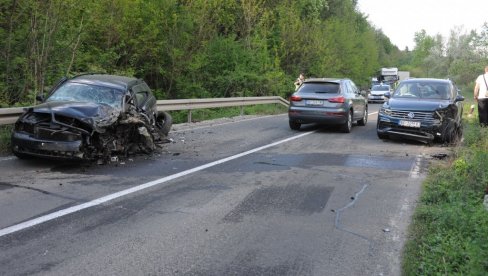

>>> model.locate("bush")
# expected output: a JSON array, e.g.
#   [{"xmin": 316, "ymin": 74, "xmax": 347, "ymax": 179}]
[
  {"xmin": 403, "ymin": 118, "xmax": 488, "ymax": 274},
  {"xmin": 0, "ymin": 125, "xmax": 12, "ymax": 155}
]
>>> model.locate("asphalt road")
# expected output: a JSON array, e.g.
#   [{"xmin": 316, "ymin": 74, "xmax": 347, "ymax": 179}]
[{"xmin": 0, "ymin": 104, "xmax": 451, "ymax": 276}]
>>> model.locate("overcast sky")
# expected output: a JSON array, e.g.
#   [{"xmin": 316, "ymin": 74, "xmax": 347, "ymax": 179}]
[{"xmin": 356, "ymin": 0, "xmax": 488, "ymax": 50}]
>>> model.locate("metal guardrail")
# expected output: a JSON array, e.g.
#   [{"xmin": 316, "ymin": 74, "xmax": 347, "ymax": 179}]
[{"xmin": 0, "ymin": 96, "xmax": 289, "ymax": 125}]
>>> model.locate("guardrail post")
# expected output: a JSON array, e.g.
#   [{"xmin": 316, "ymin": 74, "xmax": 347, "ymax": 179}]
[
  {"xmin": 240, "ymin": 105, "xmax": 244, "ymax": 116},
  {"xmin": 187, "ymin": 110, "xmax": 192, "ymax": 123}
]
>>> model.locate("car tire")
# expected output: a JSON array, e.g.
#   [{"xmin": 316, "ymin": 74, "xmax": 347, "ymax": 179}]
[
  {"xmin": 445, "ymin": 121, "xmax": 463, "ymax": 144},
  {"xmin": 156, "ymin": 111, "xmax": 173, "ymax": 136},
  {"xmin": 440, "ymin": 120, "xmax": 460, "ymax": 144},
  {"xmin": 289, "ymin": 120, "xmax": 301, "ymax": 130},
  {"xmin": 341, "ymin": 110, "xmax": 352, "ymax": 133},
  {"xmin": 357, "ymin": 107, "xmax": 368, "ymax": 126}
]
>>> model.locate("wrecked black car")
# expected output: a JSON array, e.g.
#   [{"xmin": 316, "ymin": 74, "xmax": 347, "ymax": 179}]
[
  {"xmin": 377, "ymin": 78, "xmax": 464, "ymax": 144},
  {"xmin": 11, "ymin": 74, "xmax": 172, "ymax": 161}
]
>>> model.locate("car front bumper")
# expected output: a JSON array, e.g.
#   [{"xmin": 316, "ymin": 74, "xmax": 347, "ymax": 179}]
[
  {"xmin": 368, "ymin": 94, "xmax": 386, "ymax": 102},
  {"xmin": 376, "ymin": 114, "xmax": 442, "ymax": 143},
  {"xmin": 11, "ymin": 131, "xmax": 86, "ymax": 160}
]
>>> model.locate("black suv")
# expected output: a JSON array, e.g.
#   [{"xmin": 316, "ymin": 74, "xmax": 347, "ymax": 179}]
[
  {"xmin": 11, "ymin": 74, "xmax": 172, "ymax": 161},
  {"xmin": 377, "ymin": 78, "xmax": 464, "ymax": 143}
]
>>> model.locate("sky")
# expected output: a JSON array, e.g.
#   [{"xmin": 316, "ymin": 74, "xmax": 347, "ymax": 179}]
[{"xmin": 356, "ymin": 0, "xmax": 488, "ymax": 50}]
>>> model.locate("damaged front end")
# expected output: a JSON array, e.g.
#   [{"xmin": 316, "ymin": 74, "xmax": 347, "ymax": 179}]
[
  {"xmin": 377, "ymin": 102, "xmax": 463, "ymax": 144},
  {"xmin": 434, "ymin": 104, "xmax": 462, "ymax": 144},
  {"xmin": 11, "ymin": 102, "xmax": 172, "ymax": 162}
]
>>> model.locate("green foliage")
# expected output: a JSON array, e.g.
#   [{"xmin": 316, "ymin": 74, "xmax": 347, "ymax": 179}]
[
  {"xmin": 0, "ymin": 0, "xmax": 399, "ymax": 104},
  {"xmin": 403, "ymin": 119, "xmax": 488, "ymax": 275},
  {"xmin": 409, "ymin": 24, "xmax": 488, "ymax": 85},
  {"xmin": 0, "ymin": 125, "xmax": 12, "ymax": 154}
]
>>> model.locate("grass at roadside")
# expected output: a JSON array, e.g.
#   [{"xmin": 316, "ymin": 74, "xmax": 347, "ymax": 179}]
[
  {"xmin": 0, "ymin": 104, "xmax": 288, "ymax": 155},
  {"xmin": 402, "ymin": 103, "xmax": 488, "ymax": 275},
  {"xmin": 0, "ymin": 125, "xmax": 12, "ymax": 155}
]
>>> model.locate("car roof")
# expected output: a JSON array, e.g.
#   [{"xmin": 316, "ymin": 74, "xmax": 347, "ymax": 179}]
[
  {"xmin": 69, "ymin": 74, "xmax": 139, "ymax": 90},
  {"xmin": 401, "ymin": 78, "xmax": 451, "ymax": 84},
  {"xmin": 303, "ymin": 78, "xmax": 345, "ymax": 83}
]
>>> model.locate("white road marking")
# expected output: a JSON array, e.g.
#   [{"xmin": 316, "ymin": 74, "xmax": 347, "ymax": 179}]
[
  {"xmin": 0, "ymin": 131, "xmax": 315, "ymax": 237},
  {"xmin": 0, "ymin": 156, "xmax": 16, "ymax": 161},
  {"xmin": 409, "ymin": 154, "xmax": 423, "ymax": 178}
]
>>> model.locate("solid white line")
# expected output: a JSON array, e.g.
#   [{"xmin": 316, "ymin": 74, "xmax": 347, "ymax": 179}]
[
  {"xmin": 0, "ymin": 130, "xmax": 315, "ymax": 237},
  {"xmin": 409, "ymin": 154, "xmax": 423, "ymax": 178},
  {"xmin": 0, "ymin": 156, "xmax": 16, "ymax": 161}
]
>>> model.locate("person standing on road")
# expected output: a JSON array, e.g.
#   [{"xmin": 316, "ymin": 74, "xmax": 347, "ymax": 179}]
[
  {"xmin": 294, "ymin": 73, "xmax": 305, "ymax": 90},
  {"xmin": 474, "ymin": 65, "xmax": 488, "ymax": 126}
]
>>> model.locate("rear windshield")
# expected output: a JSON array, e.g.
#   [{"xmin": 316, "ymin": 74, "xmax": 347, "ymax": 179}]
[
  {"xmin": 372, "ymin": 85, "xmax": 390, "ymax": 91},
  {"xmin": 297, "ymin": 82, "xmax": 340, "ymax": 94}
]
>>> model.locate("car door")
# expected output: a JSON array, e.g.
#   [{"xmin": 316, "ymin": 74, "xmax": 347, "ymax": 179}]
[
  {"xmin": 132, "ymin": 81, "xmax": 157, "ymax": 115},
  {"xmin": 349, "ymin": 81, "xmax": 365, "ymax": 120}
]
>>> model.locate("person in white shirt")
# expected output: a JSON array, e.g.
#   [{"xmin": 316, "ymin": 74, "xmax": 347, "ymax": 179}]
[
  {"xmin": 474, "ymin": 65, "xmax": 488, "ymax": 126},
  {"xmin": 294, "ymin": 73, "xmax": 305, "ymax": 90}
]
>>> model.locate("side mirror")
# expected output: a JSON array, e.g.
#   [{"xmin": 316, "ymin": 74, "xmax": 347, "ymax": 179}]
[
  {"xmin": 36, "ymin": 94, "xmax": 45, "ymax": 102},
  {"xmin": 455, "ymin": 95, "xmax": 464, "ymax": 102},
  {"xmin": 384, "ymin": 92, "xmax": 391, "ymax": 98}
]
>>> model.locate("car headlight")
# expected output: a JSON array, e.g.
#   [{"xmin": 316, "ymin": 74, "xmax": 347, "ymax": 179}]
[{"xmin": 379, "ymin": 107, "xmax": 392, "ymax": 115}]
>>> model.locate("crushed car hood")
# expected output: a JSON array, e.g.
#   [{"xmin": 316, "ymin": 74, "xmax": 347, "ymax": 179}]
[
  {"xmin": 385, "ymin": 98, "xmax": 451, "ymax": 111},
  {"xmin": 29, "ymin": 101, "xmax": 121, "ymax": 130}
]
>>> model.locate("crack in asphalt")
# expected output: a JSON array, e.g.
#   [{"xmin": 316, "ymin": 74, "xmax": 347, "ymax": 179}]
[{"xmin": 334, "ymin": 182, "xmax": 374, "ymax": 254}]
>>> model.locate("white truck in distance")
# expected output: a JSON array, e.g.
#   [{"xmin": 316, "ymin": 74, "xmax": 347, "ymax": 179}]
[{"xmin": 398, "ymin": 71, "xmax": 410, "ymax": 82}]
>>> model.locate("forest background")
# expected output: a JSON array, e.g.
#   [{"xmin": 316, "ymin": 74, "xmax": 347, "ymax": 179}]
[{"xmin": 0, "ymin": 0, "xmax": 487, "ymax": 107}]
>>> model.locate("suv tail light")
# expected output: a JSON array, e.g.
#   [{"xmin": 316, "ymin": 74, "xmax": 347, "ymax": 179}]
[
  {"xmin": 290, "ymin": 95, "xmax": 302, "ymax": 102},
  {"xmin": 328, "ymin": 96, "xmax": 345, "ymax": 103}
]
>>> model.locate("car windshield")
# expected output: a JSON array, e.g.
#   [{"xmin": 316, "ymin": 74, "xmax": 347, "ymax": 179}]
[
  {"xmin": 372, "ymin": 85, "xmax": 390, "ymax": 91},
  {"xmin": 298, "ymin": 82, "xmax": 340, "ymax": 94},
  {"xmin": 392, "ymin": 82, "xmax": 450, "ymax": 100},
  {"xmin": 46, "ymin": 82, "xmax": 124, "ymax": 108}
]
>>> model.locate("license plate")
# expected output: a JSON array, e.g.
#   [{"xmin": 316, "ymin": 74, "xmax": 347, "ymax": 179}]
[
  {"xmin": 399, "ymin": 120, "xmax": 420, "ymax": 128},
  {"xmin": 306, "ymin": 100, "xmax": 323, "ymax": 106}
]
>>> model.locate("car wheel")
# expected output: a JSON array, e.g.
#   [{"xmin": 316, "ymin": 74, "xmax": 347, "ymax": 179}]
[
  {"xmin": 289, "ymin": 120, "xmax": 301, "ymax": 130},
  {"xmin": 156, "ymin": 111, "xmax": 173, "ymax": 136},
  {"xmin": 357, "ymin": 107, "xmax": 368, "ymax": 126},
  {"xmin": 441, "ymin": 120, "xmax": 460, "ymax": 144},
  {"xmin": 341, "ymin": 110, "xmax": 352, "ymax": 133}
]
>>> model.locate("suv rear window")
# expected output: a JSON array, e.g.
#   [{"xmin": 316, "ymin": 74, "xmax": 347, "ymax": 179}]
[
  {"xmin": 298, "ymin": 82, "xmax": 340, "ymax": 94},
  {"xmin": 372, "ymin": 85, "xmax": 390, "ymax": 91}
]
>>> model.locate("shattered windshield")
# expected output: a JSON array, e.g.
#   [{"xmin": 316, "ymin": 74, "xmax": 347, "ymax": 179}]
[
  {"xmin": 392, "ymin": 82, "xmax": 451, "ymax": 100},
  {"xmin": 46, "ymin": 82, "xmax": 124, "ymax": 108}
]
